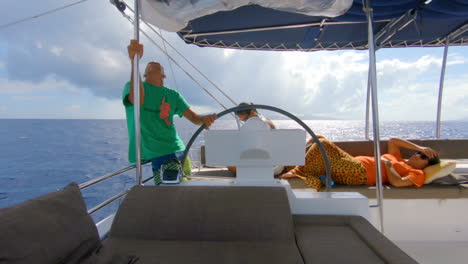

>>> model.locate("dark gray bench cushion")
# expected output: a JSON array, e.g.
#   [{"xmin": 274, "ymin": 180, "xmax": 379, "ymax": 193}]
[
  {"xmin": 110, "ymin": 186, "xmax": 296, "ymax": 242},
  {"xmin": 0, "ymin": 182, "xmax": 100, "ymax": 264},
  {"xmin": 293, "ymin": 215, "xmax": 417, "ymax": 264},
  {"xmin": 105, "ymin": 185, "xmax": 304, "ymax": 263},
  {"xmin": 97, "ymin": 238, "xmax": 303, "ymax": 264}
]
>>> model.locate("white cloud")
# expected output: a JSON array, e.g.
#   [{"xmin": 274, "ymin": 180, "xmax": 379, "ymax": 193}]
[
  {"xmin": 447, "ymin": 52, "xmax": 468, "ymax": 65},
  {"xmin": 50, "ymin": 46, "xmax": 63, "ymax": 56},
  {"xmin": 59, "ymin": 41, "xmax": 128, "ymax": 86},
  {"xmin": 200, "ymin": 49, "xmax": 468, "ymax": 121},
  {"xmin": 3, "ymin": 44, "xmax": 467, "ymax": 120},
  {"xmin": 35, "ymin": 41, "xmax": 43, "ymax": 49},
  {"xmin": 0, "ymin": 75, "xmax": 125, "ymax": 119},
  {"xmin": 67, "ymin": 104, "xmax": 81, "ymax": 110},
  {"xmin": 223, "ymin": 50, "xmax": 371, "ymax": 119},
  {"xmin": 95, "ymin": 98, "xmax": 125, "ymax": 119},
  {"xmin": 376, "ymin": 55, "xmax": 440, "ymax": 93},
  {"xmin": 64, "ymin": 98, "xmax": 125, "ymax": 119},
  {"xmin": 1, "ymin": 1, "xmax": 467, "ymax": 121},
  {"xmin": 440, "ymin": 75, "xmax": 468, "ymax": 120},
  {"xmin": 0, "ymin": 76, "xmax": 78, "ymax": 94},
  {"xmin": 189, "ymin": 104, "xmax": 218, "ymax": 114},
  {"xmin": 283, "ymin": 51, "xmax": 368, "ymax": 111},
  {"xmin": 64, "ymin": 104, "xmax": 83, "ymax": 118},
  {"xmin": 12, "ymin": 95, "xmax": 51, "ymax": 101},
  {"xmin": 2, "ymin": 0, "xmax": 134, "ymax": 99},
  {"xmin": 373, "ymin": 56, "xmax": 468, "ymax": 121}
]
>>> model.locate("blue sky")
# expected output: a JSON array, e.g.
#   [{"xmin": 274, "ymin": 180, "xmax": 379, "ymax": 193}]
[{"xmin": 0, "ymin": 0, "xmax": 467, "ymax": 121}]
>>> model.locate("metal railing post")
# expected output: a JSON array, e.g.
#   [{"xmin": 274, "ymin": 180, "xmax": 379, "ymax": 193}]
[
  {"xmin": 79, "ymin": 161, "xmax": 151, "ymax": 190},
  {"xmin": 133, "ymin": 0, "xmax": 142, "ymax": 185},
  {"xmin": 364, "ymin": 0, "xmax": 385, "ymax": 233},
  {"xmin": 365, "ymin": 70, "xmax": 371, "ymax": 140},
  {"xmin": 436, "ymin": 38, "xmax": 449, "ymax": 139}
]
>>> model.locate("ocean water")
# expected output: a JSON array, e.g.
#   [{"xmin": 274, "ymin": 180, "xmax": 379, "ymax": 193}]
[{"xmin": 1, "ymin": 118, "xmax": 467, "ymax": 221}]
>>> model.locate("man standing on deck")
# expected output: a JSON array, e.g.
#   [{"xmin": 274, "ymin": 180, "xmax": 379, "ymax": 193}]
[{"xmin": 123, "ymin": 40, "xmax": 217, "ymax": 184}]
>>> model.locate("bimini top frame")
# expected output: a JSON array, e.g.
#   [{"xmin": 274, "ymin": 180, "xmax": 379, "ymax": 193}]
[{"xmin": 176, "ymin": 0, "xmax": 468, "ymax": 51}]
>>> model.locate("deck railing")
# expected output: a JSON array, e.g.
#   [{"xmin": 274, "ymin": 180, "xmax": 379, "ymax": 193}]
[
  {"xmin": 79, "ymin": 148, "xmax": 203, "ymax": 215},
  {"xmin": 79, "ymin": 161, "xmax": 151, "ymax": 215}
]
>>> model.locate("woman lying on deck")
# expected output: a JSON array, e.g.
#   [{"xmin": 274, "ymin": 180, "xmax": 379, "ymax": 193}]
[{"xmin": 280, "ymin": 137, "xmax": 440, "ymax": 190}]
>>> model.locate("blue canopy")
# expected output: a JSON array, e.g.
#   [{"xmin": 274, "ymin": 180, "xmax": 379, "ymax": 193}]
[{"xmin": 177, "ymin": 0, "xmax": 468, "ymax": 51}]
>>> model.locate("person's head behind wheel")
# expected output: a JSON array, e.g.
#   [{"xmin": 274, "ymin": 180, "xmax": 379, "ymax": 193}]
[
  {"xmin": 235, "ymin": 102, "xmax": 257, "ymax": 121},
  {"xmin": 407, "ymin": 151, "xmax": 440, "ymax": 170}
]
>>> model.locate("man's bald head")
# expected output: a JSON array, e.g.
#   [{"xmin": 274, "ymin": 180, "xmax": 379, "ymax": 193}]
[{"xmin": 144, "ymin": 61, "xmax": 166, "ymax": 86}]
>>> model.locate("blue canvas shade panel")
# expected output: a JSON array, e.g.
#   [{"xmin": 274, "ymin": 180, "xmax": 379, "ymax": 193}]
[{"xmin": 177, "ymin": 0, "xmax": 468, "ymax": 51}]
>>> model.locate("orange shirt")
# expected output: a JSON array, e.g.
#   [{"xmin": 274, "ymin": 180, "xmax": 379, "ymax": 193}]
[{"xmin": 355, "ymin": 153, "xmax": 425, "ymax": 187}]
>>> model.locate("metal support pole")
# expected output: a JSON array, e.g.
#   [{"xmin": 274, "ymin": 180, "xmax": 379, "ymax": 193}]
[
  {"xmin": 436, "ymin": 38, "xmax": 449, "ymax": 139},
  {"xmin": 365, "ymin": 69, "xmax": 371, "ymax": 140},
  {"xmin": 133, "ymin": 0, "xmax": 142, "ymax": 185},
  {"xmin": 364, "ymin": 0, "xmax": 385, "ymax": 233}
]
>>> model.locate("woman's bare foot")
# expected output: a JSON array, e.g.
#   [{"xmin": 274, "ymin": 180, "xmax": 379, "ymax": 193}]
[{"xmin": 280, "ymin": 172, "xmax": 304, "ymax": 180}]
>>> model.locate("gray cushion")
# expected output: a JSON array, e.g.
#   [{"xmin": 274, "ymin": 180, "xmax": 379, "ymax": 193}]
[
  {"xmin": 293, "ymin": 215, "xmax": 417, "ymax": 264},
  {"xmin": 110, "ymin": 186, "xmax": 296, "ymax": 242},
  {"xmin": 0, "ymin": 182, "xmax": 100, "ymax": 264},
  {"xmin": 98, "ymin": 238, "xmax": 303, "ymax": 264},
  {"xmin": 106, "ymin": 186, "xmax": 304, "ymax": 263}
]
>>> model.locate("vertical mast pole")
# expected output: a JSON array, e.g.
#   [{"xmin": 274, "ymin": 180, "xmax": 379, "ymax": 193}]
[
  {"xmin": 364, "ymin": 0, "xmax": 384, "ymax": 233},
  {"xmin": 436, "ymin": 38, "xmax": 449, "ymax": 139},
  {"xmin": 133, "ymin": 0, "xmax": 142, "ymax": 185}
]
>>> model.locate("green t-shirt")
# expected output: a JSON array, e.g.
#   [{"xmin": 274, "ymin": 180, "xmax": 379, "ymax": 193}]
[{"xmin": 122, "ymin": 82, "xmax": 190, "ymax": 163}]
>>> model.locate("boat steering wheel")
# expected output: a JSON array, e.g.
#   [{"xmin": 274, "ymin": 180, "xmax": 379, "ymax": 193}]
[{"xmin": 181, "ymin": 104, "xmax": 333, "ymax": 191}]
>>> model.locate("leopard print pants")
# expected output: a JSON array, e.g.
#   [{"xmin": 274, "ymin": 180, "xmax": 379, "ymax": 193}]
[{"xmin": 288, "ymin": 138, "xmax": 367, "ymax": 190}]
